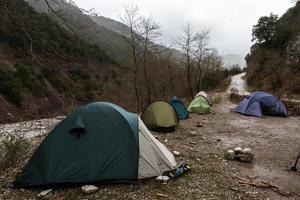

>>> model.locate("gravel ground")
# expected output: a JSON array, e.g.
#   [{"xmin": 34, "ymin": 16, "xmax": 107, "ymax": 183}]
[{"xmin": 0, "ymin": 91, "xmax": 299, "ymax": 200}]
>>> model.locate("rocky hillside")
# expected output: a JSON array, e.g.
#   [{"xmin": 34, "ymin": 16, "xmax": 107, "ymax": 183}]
[
  {"xmin": 0, "ymin": 0, "xmax": 136, "ymax": 122},
  {"xmin": 246, "ymin": 2, "xmax": 300, "ymax": 95}
]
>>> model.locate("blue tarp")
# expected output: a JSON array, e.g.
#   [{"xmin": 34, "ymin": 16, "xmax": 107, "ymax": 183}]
[
  {"xmin": 235, "ymin": 91, "xmax": 288, "ymax": 117},
  {"xmin": 170, "ymin": 97, "xmax": 189, "ymax": 120}
]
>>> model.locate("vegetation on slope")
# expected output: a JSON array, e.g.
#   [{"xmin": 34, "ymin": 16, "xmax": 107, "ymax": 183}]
[
  {"xmin": 0, "ymin": 0, "xmax": 117, "ymax": 120},
  {"xmin": 246, "ymin": 2, "xmax": 300, "ymax": 94}
]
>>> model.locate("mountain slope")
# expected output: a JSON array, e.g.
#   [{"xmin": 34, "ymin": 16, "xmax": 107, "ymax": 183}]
[
  {"xmin": 26, "ymin": 0, "xmax": 134, "ymax": 67},
  {"xmin": 0, "ymin": 0, "xmax": 135, "ymax": 122}
]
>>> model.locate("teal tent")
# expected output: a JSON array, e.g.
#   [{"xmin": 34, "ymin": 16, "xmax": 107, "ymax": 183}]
[
  {"xmin": 14, "ymin": 102, "xmax": 177, "ymax": 187},
  {"xmin": 170, "ymin": 97, "xmax": 189, "ymax": 120}
]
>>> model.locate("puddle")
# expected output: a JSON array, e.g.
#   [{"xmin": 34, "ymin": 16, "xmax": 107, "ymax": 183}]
[
  {"xmin": 240, "ymin": 165, "xmax": 300, "ymax": 191},
  {"xmin": 218, "ymin": 135, "xmax": 244, "ymax": 148},
  {"xmin": 229, "ymin": 118, "xmax": 258, "ymax": 129}
]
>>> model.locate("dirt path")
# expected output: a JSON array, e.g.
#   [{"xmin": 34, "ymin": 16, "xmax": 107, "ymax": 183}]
[{"xmin": 1, "ymin": 80, "xmax": 300, "ymax": 199}]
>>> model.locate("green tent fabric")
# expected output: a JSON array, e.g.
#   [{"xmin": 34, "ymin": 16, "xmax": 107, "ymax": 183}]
[
  {"xmin": 188, "ymin": 96, "xmax": 211, "ymax": 114},
  {"xmin": 14, "ymin": 102, "xmax": 177, "ymax": 187},
  {"xmin": 142, "ymin": 101, "xmax": 178, "ymax": 131}
]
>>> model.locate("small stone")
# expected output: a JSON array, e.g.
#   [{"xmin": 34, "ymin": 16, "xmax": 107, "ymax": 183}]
[
  {"xmin": 234, "ymin": 147, "xmax": 242, "ymax": 154},
  {"xmin": 196, "ymin": 122, "xmax": 203, "ymax": 127},
  {"xmin": 190, "ymin": 131, "xmax": 196, "ymax": 136},
  {"xmin": 189, "ymin": 141, "xmax": 197, "ymax": 145},
  {"xmin": 217, "ymin": 139, "xmax": 221, "ymax": 142},
  {"xmin": 201, "ymin": 136, "xmax": 206, "ymax": 140},
  {"xmin": 81, "ymin": 185, "xmax": 99, "ymax": 194},
  {"xmin": 37, "ymin": 189, "xmax": 52, "ymax": 198},
  {"xmin": 164, "ymin": 139, "xmax": 168, "ymax": 143},
  {"xmin": 242, "ymin": 148, "xmax": 252, "ymax": 155},
  {"xmin": 238, "ymin": 154, "xmax": 254, "ymax": 163},
  {"xmin": 156, "ymin": 176, "xmax": 169, "ymax": 182},
  {"xmin": 225, "ymin": 150, "xmax": 235, "ymax": 160},
  {"xmin": 172, "ymin": 151, "xmax": 180, "ymax": 156}
]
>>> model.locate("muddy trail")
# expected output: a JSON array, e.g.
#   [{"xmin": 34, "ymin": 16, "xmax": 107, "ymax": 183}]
[{"xmin": 0, "ymin": 75, "xmax": 300, "ymax": 199}]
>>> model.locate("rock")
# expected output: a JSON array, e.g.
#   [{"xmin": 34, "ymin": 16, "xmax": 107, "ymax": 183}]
[
  {"xmin": 216, "ymin": 139, "xmax": 221, "ymax": 142},
  {"xmin": 156, "ymin": 176, "xmax": 170, "ymax": 182},
  {"xmin": 196, "ymin": 122, "xmax": 203, "ymax": 127},
  {"xmin": 225, "ymin": 150, "xmax": 235, "ymax": 160},
  {"xmin": 234, "ymin": 147, "xmax": 242, "ymax": 154},
  {"xmin": 81, "ymin": 185, "xmax": 99, "ymax": 194},
  {"xmin": 242, "ymin": 148, "xmax": 252, "ymax": 155},
  {"xmin": 172, "ymin": 151, "xmax": 180, "ymax": 156},
  {"xmin": 37, "ymin": 189, "xmax": 52, "ymax": 198},
  {"xmin": 189, "ymin": 141, "xmax": 197, "ymax": 145},
  {"xmin": 201, "ymin": 136, "xmax": 206, "ymax": 140},
  {"xmin": 190, "ymin": 131, "xmax": 196, "ymax": 136},
  {"xmin": 238, "ymin": 153, "xmax": 254, "ymax": 163},
  {"xmin": 164, "ymin": 139, "xmax": 168, "ymax": 143}
]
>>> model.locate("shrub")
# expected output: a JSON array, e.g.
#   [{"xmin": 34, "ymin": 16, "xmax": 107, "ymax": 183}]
[
  {"xmin": 0, "ymin": 67, "xmax": 23, "ymax": 106},
  {"xmin": 0, "ymin": 135, "xmax": 30, "ymax": 170}
]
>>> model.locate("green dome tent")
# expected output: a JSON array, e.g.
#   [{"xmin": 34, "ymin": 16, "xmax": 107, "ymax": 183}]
[
  {"xmin": 188, "ymin": 96, "xmax": 211, "ymax": 114},
  {"xmin": 14, "ymin": 102, "xmax": 177, "ymax": 187},
  {"xmin": 141, "ymin": 101, "xmax": 178, "ymax": 131}
]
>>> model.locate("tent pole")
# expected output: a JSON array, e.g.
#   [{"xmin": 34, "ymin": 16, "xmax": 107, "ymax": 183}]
[{"xmin": 291, "ymin": 152, "xmax": 300, "ymax": 171}]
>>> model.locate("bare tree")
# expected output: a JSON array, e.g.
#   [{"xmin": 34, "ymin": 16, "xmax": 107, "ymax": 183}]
[
  {"xmin": 194, "ymin": 30, "xmax": 210, "ymax": 92},
  {"xmin": 177, "ymin": 23, "xmax": 197, "ymax": 98},
  {"xmin": 119, "ymin": 5, "xmax": 142, "ymax": 111},
  {"xmin": 139, "ymin": 16, "xmax": 161, "ymax": 105}
]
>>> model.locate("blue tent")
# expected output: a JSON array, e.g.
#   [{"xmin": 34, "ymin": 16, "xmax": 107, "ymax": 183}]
[
  {"xmin": 235, "ymin": 91, "xmax": 288, "ymax": 117},
  {"xmin": 170, "ymin": 97, "xmax": 189, "ymax": 120}
]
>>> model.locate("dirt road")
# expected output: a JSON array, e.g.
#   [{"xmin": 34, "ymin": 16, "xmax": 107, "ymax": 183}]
[{"xmin": 0, "ymin": 75, "xmax": 299, "ymax": 199}]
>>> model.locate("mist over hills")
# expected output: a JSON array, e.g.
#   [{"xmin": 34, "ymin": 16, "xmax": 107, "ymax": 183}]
[{"xmin": 222, "ymin": 54, "xmax": 246, "ymax": 69}]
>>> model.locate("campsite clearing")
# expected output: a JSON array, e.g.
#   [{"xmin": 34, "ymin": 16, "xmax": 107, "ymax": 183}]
[
  {"xmin": 0, "ymin": 73, "xmax": 300, "ymax": 199},
  {"xmin": 1, "ymin": 91, "xmax": 299, "ymax": 199}
]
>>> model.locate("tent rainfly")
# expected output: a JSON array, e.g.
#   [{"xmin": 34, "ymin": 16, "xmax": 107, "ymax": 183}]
[
  {"xmin": 235, "ymin": 91, "xmax": 288, "ymax": 117},
  {"xmin": 170, "ymin": 96, "xmax": 189, "ymax": 120},
  {"xmin": 188, "ymin": 96, "xmax": 211, "ymax": 114},
  {"xmin": 142, "ymin": 101, "xmax": 178, "ymax": 131},
  {"xmin": 13, "ymin": 102, "xmax": 177, "ymax": 187}
]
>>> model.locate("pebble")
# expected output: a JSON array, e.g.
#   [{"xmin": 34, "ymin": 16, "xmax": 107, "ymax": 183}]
[
  {"xmin": 156, "ymin": 176, "xmax": 170, "ymax": 183},
  {"xmin": 37, "ymin": 189, "xmax": 52, "ymax": 198},
  {"xmin": 81, "ymin": 185, "xmax": 99, "ymax": 194},
  {"xmin": 238, "ymin": 153, "xmax": 254, "ymax": 163},
  {"xmin": 242, "ymin": 148, "xmax": 252, "ymax": 155},
  {"xmin": 234, "ymin": 147, "xmax": 242, "ymax": 154},
  {"xmin": 225, "ymin": 150, "xmax": 235, "ymax": 160},
  {"xmin": 172, "ymin": 151, "xmax": 180, "ymax": 156}
]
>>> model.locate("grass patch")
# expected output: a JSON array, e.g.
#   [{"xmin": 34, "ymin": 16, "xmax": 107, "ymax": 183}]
[{"xmin": 0, "ymin": 135, "xmax": 31, "ymax": 170}]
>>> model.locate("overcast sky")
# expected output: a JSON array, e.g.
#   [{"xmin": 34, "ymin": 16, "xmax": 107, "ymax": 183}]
[{"xmin": 73, "ymin": 0, "xmax": 294, "ymax": 57}]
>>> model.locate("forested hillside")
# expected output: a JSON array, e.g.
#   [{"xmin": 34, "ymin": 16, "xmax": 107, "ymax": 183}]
[{"xmin": 246, "ymin": 2, "xmax": 300, "ymax": 95}]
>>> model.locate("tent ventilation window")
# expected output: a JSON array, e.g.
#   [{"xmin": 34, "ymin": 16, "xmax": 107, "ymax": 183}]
[{"xmin": 69, "ymin": 116, "xmax": 86, "ymax": 139}]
